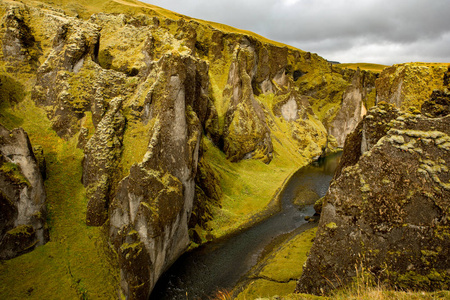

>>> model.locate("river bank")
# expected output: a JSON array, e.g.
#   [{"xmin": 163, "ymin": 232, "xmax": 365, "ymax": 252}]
[{"xmin": 151, "ymin": 153, "xmax": 341, "ymax": 299}]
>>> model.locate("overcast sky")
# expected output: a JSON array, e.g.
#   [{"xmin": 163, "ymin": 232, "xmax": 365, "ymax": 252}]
[{"xmin": 142, "ymin": 0, "xmax": 450, "ymax": 65}]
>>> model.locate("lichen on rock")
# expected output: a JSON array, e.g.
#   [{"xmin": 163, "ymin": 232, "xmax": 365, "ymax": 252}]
[
  {"xmin": 0, "ymin": 124, "xmax": 48, "ymax": 259},
  {"xmin": 296, "ymin": 95, "xmax": 450, "ymax": 295},
  {"xmin": 109, "ymin": 52, "xmax": 206, "ymax": 299},
  {"xmin": 83, "ymin": 96, "xmax": 125, "ymax": 226}
]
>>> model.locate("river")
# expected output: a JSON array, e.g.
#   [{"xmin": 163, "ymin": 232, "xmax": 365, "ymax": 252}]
[{"xmin": 150, "ymin": 152, "xmax": 341, "ymax": 299}]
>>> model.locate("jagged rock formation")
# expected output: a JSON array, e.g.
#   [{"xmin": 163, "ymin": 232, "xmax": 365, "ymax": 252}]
[
  {"xmin": 296, "ymin": 99, "xmax": 450, "ymax": 294},
  {"xmin": 376, "ymin": 63, "xmax": 448, "ymax": 110},
  {"xmin": 108, "ymin": 53, "xmax": 207, "ymax": 298},
  {"xmin": 328, "ymin": 68, "xmax": 377, "ymax": 147},
  {"xmin": 83, "ymin": 97, "xmax": 125, "ymax": 225},
  {"xmin": 0, "ymin": 125, "xmax": 48, "ymax": 259}
]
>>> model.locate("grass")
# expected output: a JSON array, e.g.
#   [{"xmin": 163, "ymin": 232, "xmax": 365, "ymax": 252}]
[
  {"xmin": 236, "ymin": 227, "xmax": 318, "ymax": 300},
  {"xmin": 203, "ymin": 136, "xmax": 303, "ymax": 238},
  {"xmin": 202, "ymin": 90, "xmax": 328, "ymax": 239},
  {"xmin": 0, "ymin": 96, "xmax": 118, "ymax": 299},
  {"xmin": 335, "ymin": 63, "xmax": 389, "ymax": 73}
]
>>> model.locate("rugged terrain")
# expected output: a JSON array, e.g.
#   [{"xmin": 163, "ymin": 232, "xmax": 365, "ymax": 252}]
[
  {"xmin": 0, "ymin": 0, "xmax": 448, "ymax": 299},
  {"xmin": 296, "ymin": 91, "xmax": 450, "ymax": 294}
]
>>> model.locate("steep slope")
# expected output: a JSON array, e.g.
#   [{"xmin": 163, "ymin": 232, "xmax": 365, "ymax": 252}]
[{"xmin": 0, "ymin": 0, "xmax": 382, "ymax": 298}]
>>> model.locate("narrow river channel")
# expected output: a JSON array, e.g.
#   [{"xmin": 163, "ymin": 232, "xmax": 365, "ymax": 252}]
[{"xmin": 150, "ymin": 153, "xmax": 341, "ymax": 299}]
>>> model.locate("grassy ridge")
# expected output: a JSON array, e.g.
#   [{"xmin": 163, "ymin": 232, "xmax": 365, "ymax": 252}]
[
  {"xmin": 334, "ymin": 63, "xmax": 389, "ymax": 73},
  {"xmin": 33, "ymin": 0, "xmax": 300, "ymax": 51}
]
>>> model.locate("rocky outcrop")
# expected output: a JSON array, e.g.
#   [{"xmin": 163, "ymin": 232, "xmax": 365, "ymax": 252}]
[
  {"xmin": 329, "ymin": 68, "xmax": 377, "ymax": 147},
  {"xmin": 421, "ymin": 90, "xmax": 450, "ymax": 118},
  {"xmin": 83, "ymin": 97, "xmax": 125, "ymax": 226},
  {"xmin": 109, "ymin": 53, "xmax": 206, "ymax": 299},
  {"xmin": 376, "ymin": 63, "xmax": 448, "ymax": 110},
  {"xmin": 296, "ymin": 98, "xmax": 450, "ymax": 295},
  {"xmin": 0, "ymin": 125, "xmax": 48, "ymax": 259},
  {"xmin": 0, "ymin": 5, "xmax": 40, "ymax": 72},
  {"xmin": 222, "ymin": 41, "xmax": 273, "ymax": 162}
]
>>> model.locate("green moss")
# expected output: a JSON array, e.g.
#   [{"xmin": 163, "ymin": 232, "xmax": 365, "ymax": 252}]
[
  {"xmin": 0, "ymin": 161, "xmax": 30, "ymax": 186},
  {"xmin": 235, "ymin": 228, "xmax": 318, "ymax": 299},
  {"xmin": 6, "ymin": 224, "xmax": 34, "ymax": 236},
  {"xmin": 261, "ymin": 228, "xmax": 317, "ymax": 282},
  {"xmin": 237, "ymin": 279, "xmax": 298, "ymax": 300}
]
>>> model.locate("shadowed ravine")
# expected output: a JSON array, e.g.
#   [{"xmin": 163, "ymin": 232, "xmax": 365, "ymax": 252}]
[{"xmin": 150, "ymin": 153, "xmax": 341, "ymax": 299}]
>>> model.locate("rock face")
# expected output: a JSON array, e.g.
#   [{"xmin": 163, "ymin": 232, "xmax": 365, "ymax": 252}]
[
  {"xmin": 329, "ymin": 68, "xmax": 377, "ymax": 147},
  {"xmin": 0, "ymin": 125, "xmax": 48, "ymax": 259},
  {"xmin": 222, "ymin": 41, "xmax": 273, "ymax": 162},
  {"xmin": 296, "ymin": 99, "xmax": 450, "ymax": 294},
  {"xmin": 83, "ymin": 97, "xmax": 125, "ymax": 225},
  {"xmin": 376, "ymin": 63, "xmax": 448, "ymax": 110},
  {"xmin": 108, "ymin": 53, "xmax": 206, "ymax": 299}
]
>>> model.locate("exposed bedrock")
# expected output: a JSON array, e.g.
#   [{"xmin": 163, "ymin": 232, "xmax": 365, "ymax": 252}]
[
  {"xmin": 82, "ymin": 97, "xmax": 125, "ymax": 226},
  {"xmin": 0, "ymin": 125, "xmax": 48, "ymax": 259},
  {"xmin": 328, "ymin": 68, "xmax": 377, "ymax": 147},
  {"xmin": 222, "ymin": 41, "xmax": 273, "ymax": 163},
  {"xmin": 376, "ymin": 63, "xmax": 448, "ymax": 110},
  {"xmin": 108, "ymin": 53, "xmax": 206, "ymax": 299}
]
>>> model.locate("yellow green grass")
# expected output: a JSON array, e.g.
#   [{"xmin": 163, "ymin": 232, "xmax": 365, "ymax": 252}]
[
  {"xmin": 203, "ymin": 136, "xmax": 304, "ymax": 239},
  {"xmin": 236, "ymin": 227, "xmax": 317, "ymax": 300},
  {"xmin": 335, "ymin": 63, "xmax": 389, "ymax": 73},
  {"xmin": 0, "ymin": 96, "xmax": 118, "ymax": 299},
  {"xmin": 203, "ymin": 88, "xmax": 328, "ymax": 239}
]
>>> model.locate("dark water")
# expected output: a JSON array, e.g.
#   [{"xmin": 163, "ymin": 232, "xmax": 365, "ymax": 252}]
[{"xmin": 150, "ymin": 153, "xmax": 341, "ymax": 300}]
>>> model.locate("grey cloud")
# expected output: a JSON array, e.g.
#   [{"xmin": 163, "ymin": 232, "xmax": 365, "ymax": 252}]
[{"xmin": 144, "ymin": 0, "xmax": 450, "ymax": 64}]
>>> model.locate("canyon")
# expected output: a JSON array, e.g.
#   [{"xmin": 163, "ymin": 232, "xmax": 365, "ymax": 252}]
[{"xmin": 0, "ymin": 0, "xmax": 449, "ymax": 299}]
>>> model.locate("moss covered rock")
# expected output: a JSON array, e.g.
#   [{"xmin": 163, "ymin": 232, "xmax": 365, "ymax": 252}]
[
  {"xmin": 296, "ymin": 98, "xmax": 450, "ymax": 295},
  {"xmin": 109, "ymin": 52, "xmax": 206, "ymax": 299},
  {"xmin": 83, "ymin": 97, "xmax": 125, "ymax": 226},
  {"xmin": 376, "ymin": 63, "xmax": 448, "ymax": 110},
  {"xmin": 0, "ymin": 125, "xmax": 48, "ymax": 259}
]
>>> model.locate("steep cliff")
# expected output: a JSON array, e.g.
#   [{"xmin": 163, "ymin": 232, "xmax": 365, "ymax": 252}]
[
  {"xmin": 296, "ymin": 97, "xmax": 450, "ymax": 294},
  {"xmin": 0, "ymin": 125, "xmax": 48, "ymax": 259}
]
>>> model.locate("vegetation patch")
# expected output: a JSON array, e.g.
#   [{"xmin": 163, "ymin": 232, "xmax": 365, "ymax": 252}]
[{"xmin": 335, "ymin": 63, "xmax": 389, "ymax": 73}]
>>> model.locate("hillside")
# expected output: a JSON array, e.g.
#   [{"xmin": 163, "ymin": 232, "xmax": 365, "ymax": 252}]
[{"xmin": 0, "ymin": 0, "xmax": 448, "ymax": 299}]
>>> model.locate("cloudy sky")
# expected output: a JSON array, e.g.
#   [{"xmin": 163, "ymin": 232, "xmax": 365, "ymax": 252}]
[{"xmin": 141, "ymin": 0, "xmax": 450, "ymax": 65}]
